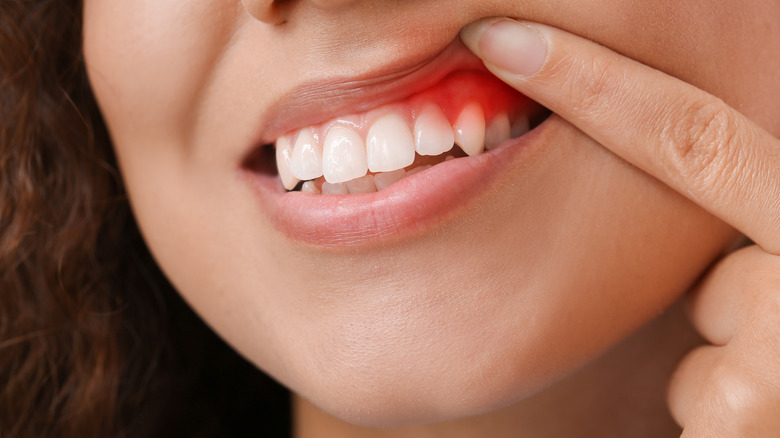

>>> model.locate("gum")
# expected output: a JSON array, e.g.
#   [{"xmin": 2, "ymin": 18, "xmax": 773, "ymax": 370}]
[{"xmin": 282, "ymin": 70, "xmax": 534, "ymax": 145}]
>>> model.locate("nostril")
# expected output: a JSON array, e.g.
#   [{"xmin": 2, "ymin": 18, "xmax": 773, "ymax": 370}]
[
  {"xmin": 242, "ymin": 0, "xmax": 290, "ymax": 25},
  {"xmin": 243, "ymin": 0, "xmax": 361, "ymax": 23},
  {"xmin": 308, "ymin": 0, "xmax": 361, "ymax": 10}
]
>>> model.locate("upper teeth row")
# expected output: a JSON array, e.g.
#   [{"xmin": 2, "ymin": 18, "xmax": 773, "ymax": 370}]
[{"xmin": 275, "ymin": 102, "xmax": 530, "ymax": 190}]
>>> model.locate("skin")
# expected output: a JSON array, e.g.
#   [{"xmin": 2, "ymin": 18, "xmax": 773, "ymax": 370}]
[
  {"xmin": 82, "ymin": 0, "xmax": 780, "ymax": 436},
  {"xmin": 463, "ymin": 19, "xmax": 780, "ymax": 435}
]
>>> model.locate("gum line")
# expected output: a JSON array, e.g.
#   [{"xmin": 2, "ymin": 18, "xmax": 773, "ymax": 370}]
[{"xmin": 274, "ymin": 70, "xmax": 541, "ymax": 193}]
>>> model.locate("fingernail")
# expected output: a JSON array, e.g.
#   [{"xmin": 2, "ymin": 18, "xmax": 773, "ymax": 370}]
[{"xmin": 460, "ymin": 19, "xmax": 547, "ymax": 77}]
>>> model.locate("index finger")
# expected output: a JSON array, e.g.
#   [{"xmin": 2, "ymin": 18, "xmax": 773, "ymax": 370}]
[{"xmin": 461, "ymin": 18, "xmax": 780, "ymax": 254}]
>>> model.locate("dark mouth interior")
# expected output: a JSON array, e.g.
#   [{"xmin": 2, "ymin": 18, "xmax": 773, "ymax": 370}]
[
  {"xmin": 243, "ymin": 141, "xmax": 277, "ymax": 177},
  {"xmin": 530, "ymin": 107, "xmax": 552, "ymax": 131},
  {"xmin": 243, "ymin": 107, "xmax": 553, "ymax": 190}
]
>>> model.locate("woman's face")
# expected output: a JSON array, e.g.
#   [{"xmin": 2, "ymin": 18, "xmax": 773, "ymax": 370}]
[{"xmin": 83, "ymin": 0, "xmax": 780, "ymax": 427}]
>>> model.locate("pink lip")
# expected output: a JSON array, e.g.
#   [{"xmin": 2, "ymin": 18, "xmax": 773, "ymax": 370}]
[
  {"xmin": 241, "ymin": 116, "xmax": 554, "ymax": 247},
  {"xmin": 255, "ymin": 38, "xmax": 485, "ymax": 145}
]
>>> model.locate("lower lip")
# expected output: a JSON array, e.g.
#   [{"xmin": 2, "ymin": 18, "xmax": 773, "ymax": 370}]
[{"xmin": 242, "ymin": 116, "xmax": 556, "ymax": 247}]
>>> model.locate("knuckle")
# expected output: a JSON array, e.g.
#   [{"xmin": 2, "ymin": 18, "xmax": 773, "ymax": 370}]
[
  {"xmin": 716, "ymin": 246, "xmax": 774, "ymax": 285},
  {"xmin": 662, "ymin": 98, "xmax": 745, "ymax": 198},
  {"xmin": 547, "ymin": 53, "xmax": 620, "ymax": 120},
  {"xmin": 725, "ymin": 247, "xmax": 780, "ymax": 316},
  {"xmin": 704, "ymin": 360, "xmax": 766, "ymax": 426}
]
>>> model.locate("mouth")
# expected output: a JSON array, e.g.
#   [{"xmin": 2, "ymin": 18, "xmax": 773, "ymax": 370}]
[{"xmin": 241, "ymin": 38, "xmax": 552, "ymax": 247}]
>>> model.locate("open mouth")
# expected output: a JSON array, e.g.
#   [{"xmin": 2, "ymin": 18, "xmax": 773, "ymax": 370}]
[
  {"xmin": 245, "ymin": 70, "xmax": 550, "ymax": 195},
  {"xmin": 240, "ymin": 41, "xmax": 556, "ymax": 246}
]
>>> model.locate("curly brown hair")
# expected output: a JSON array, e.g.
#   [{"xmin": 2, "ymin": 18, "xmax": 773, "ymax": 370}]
[{"xmin": 0, "ymin": 1, "xmax": 289, "ymax": 436}]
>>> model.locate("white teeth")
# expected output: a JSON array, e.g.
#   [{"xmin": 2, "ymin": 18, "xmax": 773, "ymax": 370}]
[
  {"xmin": 275, "ymin": 134, "xmax": 300, "ymax": 190},
  {"xmin": 278, "ymin": 102, "xmax": 533, "ymax": 193},
  {"xmin": 346, "ymin": 174, "xmax": 377, "ymax": 194},
  {"xmin": 366, "ymin": 113, "xmax": 416, "ymax": 173},
  {"xmin": 322, "ymin": 125, "xmax": 368, "ymax": 184},
  {"xmin": 453, "ymin": 103, "xmax": 486, "ymax": 156},
  {"xmin": 373, "ymin": 169, "xmax": 406, "ymax": 191},
  {"xmin": 511, "ymin": 116, "xmax": 531, "ymax": 138},
  {"xmin": 414, "ymin": 104, "xmax": 455, "ymax": 156},
  {"xmin": 321, "ymin": 181, "xmax": 349, "ymax": 195},
  {"xmin": 485, "ymin": 113, "xmax": 511, "ymax": 150},
  {"xmin": 290, "ymin": 129, "xmax": 323, "ymax": 181},
  {"xmin": 301, "ymin": 181, "xmax": 320, "ymax": 194}
]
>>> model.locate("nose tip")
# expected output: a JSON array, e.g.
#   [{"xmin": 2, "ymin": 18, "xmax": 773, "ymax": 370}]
[
  {"xmin": 242, "ymin": 0, "xmax": 288, "ymax": 24},
  {"xmin": 243, "ymin": 0, "xmax": 362, "ymax": 24}
]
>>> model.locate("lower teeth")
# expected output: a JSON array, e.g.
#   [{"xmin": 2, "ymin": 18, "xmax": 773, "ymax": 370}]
[{"xmin": 294, "ymin": 157, "xmax": 453, "ymax": 195}]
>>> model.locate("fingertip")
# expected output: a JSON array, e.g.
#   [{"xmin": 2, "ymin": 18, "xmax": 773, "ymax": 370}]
[
  {"xmin": 459, "ymin": 18, "xmax": 501, "ymax": 57},
  {"xmin": 460, "ymin": 18, "xmax": 548, "ymax": 77}
]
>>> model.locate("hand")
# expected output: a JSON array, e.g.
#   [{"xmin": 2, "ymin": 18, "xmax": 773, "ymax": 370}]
[{"xmin": 461, "ymin": 18, "xmax": 780, "ymax": 436}]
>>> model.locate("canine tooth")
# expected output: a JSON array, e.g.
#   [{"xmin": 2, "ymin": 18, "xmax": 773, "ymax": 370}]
[
  {"xmin": 346, "ymin": 174, "xmax": 377, "ymax": 194},
  {"xmin": 373, "ymin": 169, "xmax": 406, "ymax": 191},
  {"xmin": 453, "ymin": 103, "xmax": 485, "ymax": 156},
  {"xmin": 321, "ymin": 181, "xmax": 349, "ymax": 195},
  {"xmin": 366, "ymin": 113, "xmax": 416, "ymax": 173},
  {"xmin": 322, "ymin": 125, "xmax": 368, "ymax": 183},
  {"xmin": 485, "ymin": 113, "xmax": 511, "ymax": 150},
  {"xmin": 289, "ymin": 129, "xmax": 323, "ymax": 181},
  {"xmin": 301, "ymin": 181, "xmax": 320, "ymax": 194},
  {"xmin": 414, "ymin": 104, "xmax": 454, "ymax": 156},
  {"xmin": 275, "ymin": 135, "xmax": 300, "ymax": 190},
  {"xmin": 511, "ymin": 116, "xmax": 531, "ymax": 138},
  {"xmin": 406, "ymin": 164, "xmax": 432, "ymax": 176}
]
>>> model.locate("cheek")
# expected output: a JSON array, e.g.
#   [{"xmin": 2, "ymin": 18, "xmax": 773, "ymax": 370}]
[
  {"xmin": 574, "ymin": 0, "xmax": 780, "ymax": 134},
  {"xmin": 82, "ymin": 1, "xmax": 243, "ymax": 161},
  {"xmin": 485, "ymin": 0, "xmax": 780, "ymax": 134}
]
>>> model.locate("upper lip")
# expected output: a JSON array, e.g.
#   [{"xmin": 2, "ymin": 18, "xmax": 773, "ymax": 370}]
[{"xmin": 255, "ymin": 37, "xmax": 486, "ymax": 145}]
